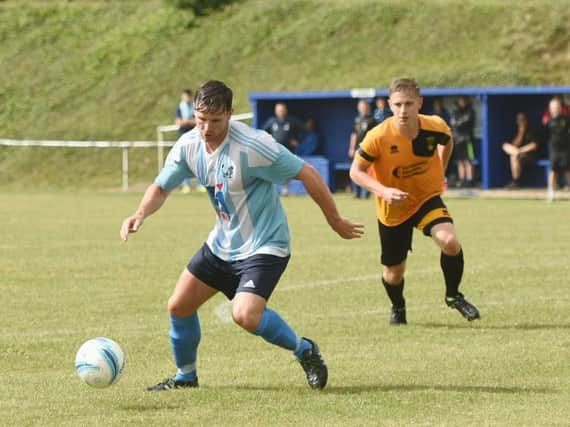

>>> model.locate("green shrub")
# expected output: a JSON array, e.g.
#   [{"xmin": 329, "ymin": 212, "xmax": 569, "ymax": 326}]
[{"xmin": 163, "ymin": 0, "xmax": 236, "ymax": 16}]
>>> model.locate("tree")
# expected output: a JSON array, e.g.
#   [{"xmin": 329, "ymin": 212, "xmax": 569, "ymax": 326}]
[{"xmin": 164, "ymin": 0, "xmax": 236, "ymax": 16}]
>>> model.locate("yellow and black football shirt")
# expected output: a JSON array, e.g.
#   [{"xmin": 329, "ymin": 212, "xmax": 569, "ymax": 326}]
[{"xmin": 355, "ymin": 114, "xmax": 451, "ymax": 226}]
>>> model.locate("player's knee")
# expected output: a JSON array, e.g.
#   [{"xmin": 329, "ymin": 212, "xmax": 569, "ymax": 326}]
[
  {"xmin": 440, "ymin": 235, "xmax": 461, "ymax": 255},
  {"xmin": 167, "ymin": 295, "xmax": 194, "ymax": 318},
  {"xmin": 231, "ymin": 304, "xmax": 261, "ymax": 332},
  {"xmin": 384, "ymin": 266, "xmax": 405, "ymax": 284}
]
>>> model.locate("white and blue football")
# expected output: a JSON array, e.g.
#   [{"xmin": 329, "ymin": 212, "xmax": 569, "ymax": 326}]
[{"xmin": 75, "ymin": 337, "xmax": 125, "ymax": 388}]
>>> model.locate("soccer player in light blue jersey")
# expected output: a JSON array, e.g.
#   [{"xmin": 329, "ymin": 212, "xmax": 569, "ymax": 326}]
[{"xmin": 120, "ymin": 80, "xmax": 363, "ymax": 391}]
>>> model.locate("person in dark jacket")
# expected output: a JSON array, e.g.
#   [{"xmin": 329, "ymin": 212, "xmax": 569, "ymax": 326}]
[{"xmin": 450, "ymin": 96, "xmax": 476, "ymax": 188}]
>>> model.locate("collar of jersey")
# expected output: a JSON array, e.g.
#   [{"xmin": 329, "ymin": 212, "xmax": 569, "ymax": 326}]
[{"xmin": 203, "ymin": 130, "xmax": 230, "ymax": 156}]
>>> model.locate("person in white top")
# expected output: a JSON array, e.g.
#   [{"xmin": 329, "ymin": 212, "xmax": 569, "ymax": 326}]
[{"xmin": 120, "ymin": 80, "xmax": 363, "ymax": 391}]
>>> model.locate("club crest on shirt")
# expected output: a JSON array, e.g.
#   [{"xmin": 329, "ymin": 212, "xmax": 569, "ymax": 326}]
[
  {"xmin": 426, "ymin": 136, "xmax": 436, "ymax": 152},
  {"xmin": 222, "ymin": 164, "xmax": 234, "ymax": 179}
]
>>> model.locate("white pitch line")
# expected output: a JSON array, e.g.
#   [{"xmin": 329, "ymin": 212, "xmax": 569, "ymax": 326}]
[
  {"xmin": 213, "ymin": 300, "xmax": 233, "ymax": 324},
  {"xmin": 212, "ymin": 274, "xmax": 381, "ymax": 323},
  {"xmin": 311, "ymin": 293, "xmax": 570, "ymax": 320},
  {"xmin": 280, "ymin": 273, "xmax": 381, "ymax": 292},
  {"xmin": 212, "ymin": 272, "xmax": 570, "ymax": 323}
]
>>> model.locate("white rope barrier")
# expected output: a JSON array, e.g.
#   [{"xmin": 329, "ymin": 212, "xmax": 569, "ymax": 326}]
[
  {"xmin": 1, "ymin": 112, "xmax": 254, "ymax": 191},
  {"xmin": 0, "ymin": 139, "xmax": 170, "ymax": 148}
]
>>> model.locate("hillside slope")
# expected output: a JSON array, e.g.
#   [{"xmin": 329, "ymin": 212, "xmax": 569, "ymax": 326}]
[{"xmin": 1, "ymin": 0, "xmax": 569, "ymax": 188}]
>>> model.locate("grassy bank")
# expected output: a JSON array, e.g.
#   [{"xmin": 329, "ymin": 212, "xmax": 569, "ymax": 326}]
[{"xmin": 1, "ymin": 0, "xmax": 569, "ymax": 188}]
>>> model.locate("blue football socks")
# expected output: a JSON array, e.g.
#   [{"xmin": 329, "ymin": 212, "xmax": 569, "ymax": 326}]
[
  {"xmin": 169, "ymin": 314, "xmax": 200, "ymax": 382},
  {"xmin": 254, "ymin": 308, "xmax": 311, "ymax": 358}
]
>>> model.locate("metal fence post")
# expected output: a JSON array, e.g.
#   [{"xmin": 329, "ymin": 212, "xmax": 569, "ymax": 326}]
[
  {"xmin": 157, "ymin": 126, "xmax": 164, "ymax": 173},
  {"xmin": 122, "ymin": 146, "xmax": 129, "ymax": 192}
]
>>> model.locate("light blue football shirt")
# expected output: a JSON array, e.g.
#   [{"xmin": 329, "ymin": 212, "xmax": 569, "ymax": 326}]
[{"xmin": 156, "ymin": 120, "xmax": 305, "ymax": 262}]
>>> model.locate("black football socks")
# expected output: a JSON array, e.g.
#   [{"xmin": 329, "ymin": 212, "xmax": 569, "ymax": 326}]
[
  {"xmin": 382, "ymin": 277, "xmax": 405, "ymax": 308},
  {"xmin": 441, "ymin": 249, "xmax": 464, "ymax": 298}
]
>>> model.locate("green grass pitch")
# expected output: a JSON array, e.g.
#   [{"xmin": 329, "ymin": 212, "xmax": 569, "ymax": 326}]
[{"xmin": 1, "ymin": 192, "xmax": 569, "ymax": 426}]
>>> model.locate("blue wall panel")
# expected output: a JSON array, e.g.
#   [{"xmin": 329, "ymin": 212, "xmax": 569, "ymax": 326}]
[{"xmin": 250, "ymin": 87, "xmax": 570, "ymax": 190}]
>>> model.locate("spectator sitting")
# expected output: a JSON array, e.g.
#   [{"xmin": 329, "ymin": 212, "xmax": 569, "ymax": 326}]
[
  {"xmin": 501, "ymin": 113, "xmax": 539, "ymax": 189},
  {"xmin": 262, "ymin": 102, "xmax": 304, "ymax": 195},
  {"xmin": 296, "ymin": 118, "xmax": 319, "ymax": 156},
  {"xmin": 262, "ymin": 102, "xmax": 304, "ymax": 153},
  {"xmin": 432, "ymin": 97, "xmax": 451, "ymax": 125},
  {"xmin": 373, "ymin": 96, "xmax": 392, "ymax": 124},
  {"xmin": 541, "ymin": 95, "xmax": 570, "ymax": 126}
]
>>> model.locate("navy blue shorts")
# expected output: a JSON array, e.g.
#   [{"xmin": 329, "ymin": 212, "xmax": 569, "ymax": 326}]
[{"xmin": 187, "ymin": 244, "xmax": 290, "ymax": 301}]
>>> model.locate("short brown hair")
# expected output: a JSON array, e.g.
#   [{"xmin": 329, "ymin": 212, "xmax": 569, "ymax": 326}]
[
  {"xmin": 194, "ymin": 80, "xmax": 233, "ymax": 113},
  {"xmin": 389, "ymin": 78, "xmax": 421, "ymax": 97}
]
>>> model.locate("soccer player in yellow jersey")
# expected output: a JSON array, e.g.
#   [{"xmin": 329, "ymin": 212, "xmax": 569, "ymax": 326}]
[{"xmin": 350, "ymin": 78, "xmax": 480, "ymax": 324}]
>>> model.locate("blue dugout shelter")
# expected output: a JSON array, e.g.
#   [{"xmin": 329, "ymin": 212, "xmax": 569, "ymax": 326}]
[{"xmin": 249, "ymin": 86, "xmax": 570, "ymax": 191}]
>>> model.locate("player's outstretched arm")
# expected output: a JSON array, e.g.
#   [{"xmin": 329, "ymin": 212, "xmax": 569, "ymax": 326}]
[
  {"xmin": 120, "ymin": 183, "xmax": 170, "ymax": 242},
  {"xmin": 295, "ymin": 163, "xmax": 364, "ymax": 239}
]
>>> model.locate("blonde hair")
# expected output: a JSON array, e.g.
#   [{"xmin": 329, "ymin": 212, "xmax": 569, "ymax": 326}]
[{"xmin": 389, "ymin": 78, "xmax": 421, "ymax": 97}]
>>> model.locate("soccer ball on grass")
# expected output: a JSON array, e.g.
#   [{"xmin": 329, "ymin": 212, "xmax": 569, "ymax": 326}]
[{"xmin": 75, "ymin": 337, "xmax": 125, "ymax": 388}]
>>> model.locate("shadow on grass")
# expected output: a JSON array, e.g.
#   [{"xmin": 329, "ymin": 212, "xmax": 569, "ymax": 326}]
[
  {"xmin": 415, "ymin": 322, "xmax": 570, "ymax": 330},
  {"xmin": 325, "ymin": 383, "xmax": 556, "ymax": 395},
  {"xmin": 215, "ymin": 383, "xmax": 555, "ymax": 395},
  {"xmin": 119, "ymin": 401, "xmax": 186, "ymax": 411}
]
